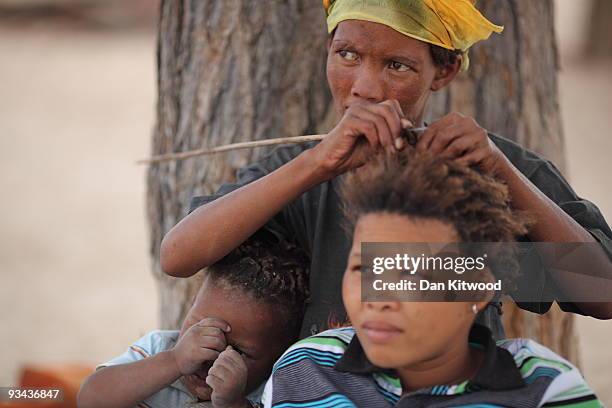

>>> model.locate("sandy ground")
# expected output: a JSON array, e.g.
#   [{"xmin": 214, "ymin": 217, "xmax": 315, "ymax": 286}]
[
  {"xmin": 0, "ymin": 28, "xmax": 158, "ymax": 382},
  {"xmin": 0, "ymin": 17, "xmax": 611, "ymax": 407}
]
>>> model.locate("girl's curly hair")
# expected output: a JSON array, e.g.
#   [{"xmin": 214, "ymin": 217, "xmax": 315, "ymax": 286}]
[{"xmin": 340, "ymin": 148, "xmax": 531, "ymax": 289}]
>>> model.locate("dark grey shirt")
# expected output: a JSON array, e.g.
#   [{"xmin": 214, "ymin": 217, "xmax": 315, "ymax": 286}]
[{"xmin": 190, "ymin": 134, "xmax": 612, "ymax": 339}]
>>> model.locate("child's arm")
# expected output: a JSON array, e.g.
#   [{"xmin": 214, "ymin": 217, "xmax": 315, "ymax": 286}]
[
  {"xmin": 77, "ymin": 350, "xmax": 181, "ymax": 408},
  {"xmin": 78, "ymin": 318, "xmax": 230, "ymax": 408}
]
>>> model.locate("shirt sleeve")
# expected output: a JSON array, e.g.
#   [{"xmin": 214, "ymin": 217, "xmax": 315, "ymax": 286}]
[
  {"xmin": 97, "ymin": 330, "xmax": 177, "ymax": 369},
  {"xmin": 530, "ymin": 160, "xmax": 612, "ymax": 257},
  {"xmin": 499, "ymin": 339, "xmax": 602, "ymax": 408},
  {"xmin": 189, "ymin": 142, "xmax": 316, "ymax": 248},
  {"xmin": 533, "ymin": 159, "xmax": 612, "ymax": 315},
  {"xmin": 491, "ymin": 134, "xmax": 612, "ymax": 315},
  {"xmin": 539, "ymin": 371, "xmax": 603, "ymax": 407},
  {"xmin": 492, "ymin": 134, "xmax": 611, "ymax": 256}
]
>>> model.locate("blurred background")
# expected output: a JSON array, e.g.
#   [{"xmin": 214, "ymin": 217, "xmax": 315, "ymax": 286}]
[{"xmin": 0, "ymin": 0, "xmax": 610, "ymax": 405}]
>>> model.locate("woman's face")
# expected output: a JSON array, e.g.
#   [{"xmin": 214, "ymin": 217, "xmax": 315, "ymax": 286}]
[
  {"xmin": 343, "ymin": 213, "xmax": 484, "ymax": 369},
  {"xmin": 326, "ymin": 20, "xmax": 453, "ymax": 123}
]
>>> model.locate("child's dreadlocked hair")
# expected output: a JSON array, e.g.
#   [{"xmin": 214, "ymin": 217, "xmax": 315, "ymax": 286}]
[
  {"xmin": 340, "ymin": 148, "xmax": 531, "ymax": 288},
  {"xmin": 207, "ymin": 233, "xmax": 310, "ymax": 335}
]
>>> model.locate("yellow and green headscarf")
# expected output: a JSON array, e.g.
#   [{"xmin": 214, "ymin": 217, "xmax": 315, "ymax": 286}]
[{"xmin": 323, "ymin": 0, "xmax": 503, "ymax": 70}]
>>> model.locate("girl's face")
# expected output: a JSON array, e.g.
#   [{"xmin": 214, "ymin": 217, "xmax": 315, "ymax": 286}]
[
  {"xmin": 326, "ymin": 20, "xmax": 458, "ymax": 124},
  {"xmin": 342, "ymin": 213, "xmax": 485, "ymax": 369}
]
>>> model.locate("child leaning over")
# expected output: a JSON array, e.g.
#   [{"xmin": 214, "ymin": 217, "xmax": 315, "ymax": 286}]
[
  {"xmin": 78, "ymin": 235, "xmax": 309, "ymax": 408},
  {"xmin": 263, "ymin": 149, "xmax": 602, "ymax": 408}
]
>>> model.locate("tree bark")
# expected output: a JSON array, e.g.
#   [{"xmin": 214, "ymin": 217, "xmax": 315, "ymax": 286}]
[
  {"xmin": 148, "ymin": 0, "xmax": 578, "ymax": 362},
  {"xmin": 147, "ymin": 0, "xmax": 332, "ymax": 329}
]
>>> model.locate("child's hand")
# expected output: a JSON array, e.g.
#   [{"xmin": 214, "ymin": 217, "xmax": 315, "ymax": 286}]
[
  {"xmin": 206, "ymin": 346, "xmax": 248, "ymax": 408},
  {"xmin": 171, "ymin": 317, "xmax": 230, "ymax": 375}
]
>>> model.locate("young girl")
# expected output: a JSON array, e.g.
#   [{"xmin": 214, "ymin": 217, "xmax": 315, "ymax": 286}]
[
  {"xmin": 262, "ymin": 149, "xmax": 602, "ymax": 407},
  {"xmin": 78, "ymin": 236, "xmax": 309, "ymax": 408}
]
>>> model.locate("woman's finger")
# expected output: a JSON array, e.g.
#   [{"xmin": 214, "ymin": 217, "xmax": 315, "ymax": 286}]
[
  {"xmin": 385, "ymin": 99, "xmax": 406, "ymax": 119},
  {"xmin": 352, "ymin": 105, "xmax": 394, "ymax": 152},
  {"xmin": 440, "ymin": 131, "xmax": 480, "ymax": 159},
  {"xmin": 455, "ymin": 148, "xmax": 487, "ymax": 166},
  {"xmin": 375, "ymin": 101, "xmax": 404, "ymax": 144},
  {"xmin": 346, "ymin": 112, "xmax": 381, "ymax": 151},
  {"xmin": 387, "ymin": 99, "xmax": 414, "ymax": 149},
  {"xmin": 417, "ymin": 112, "xmax": 467, "ymax": 152},
  {"xmin": 416, "ymin": 127, "xmax": 435, "ymax": 152},
  {"xmin": 428, "ymin": 125, "xmax": 464, "ymax": 154}
]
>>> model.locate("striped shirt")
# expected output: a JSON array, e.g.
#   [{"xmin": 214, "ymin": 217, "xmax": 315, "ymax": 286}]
[{"xmin": 262, "ymin": 325, "xmax": 602, "ymax": 407}]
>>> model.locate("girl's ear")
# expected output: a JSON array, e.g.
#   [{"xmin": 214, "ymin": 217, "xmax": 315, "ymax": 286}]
[
  {"xmin": 474, "ymin": 268, "xmax": 496, "ymax": 312},
  {"xmin": 431, "ymin": 56, "xmax": 462, "ymax": 91}
]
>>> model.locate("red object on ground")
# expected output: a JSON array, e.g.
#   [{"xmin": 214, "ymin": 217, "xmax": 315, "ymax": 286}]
[{"xmin": 0, "ymin": 364, "xmax": 94, "ymax": 408}]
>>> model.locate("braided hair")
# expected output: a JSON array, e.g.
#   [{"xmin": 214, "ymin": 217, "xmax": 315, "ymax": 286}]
[{"xmin": 207, "ymin": 233, "xmax": 310, "ymax": 334}]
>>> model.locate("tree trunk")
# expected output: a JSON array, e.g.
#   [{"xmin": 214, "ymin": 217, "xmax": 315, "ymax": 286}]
[
  {"xmin": 148, "ymin": 0, "xmax": 578, "ymax": 363},
  {"xmin": 585, "ymin": 0, "xmax": 612, "ymax": 58},
  {"xmin": 147, "ymin": 0, "xmax": 332, "ymax": 329}
]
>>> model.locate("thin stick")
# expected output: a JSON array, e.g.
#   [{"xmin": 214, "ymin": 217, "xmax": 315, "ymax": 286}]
[
  {"xmin": 137, "ymin": 127, "xmax": 427, "ymax": 165},
  {"xmin": 137, "ymin": 134, "xmax": 324, "ymax": 164}
]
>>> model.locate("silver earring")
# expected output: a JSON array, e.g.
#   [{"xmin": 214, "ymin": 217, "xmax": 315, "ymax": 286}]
[{"xmin": 472, "ymin": 304, "xmax": 478, "ymax": 315}]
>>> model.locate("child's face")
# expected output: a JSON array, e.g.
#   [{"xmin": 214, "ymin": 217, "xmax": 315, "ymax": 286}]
[
  {"xmin": 343, "ymin": 213, "xmax": 487, "ymax": 369},
  {"xmin": 179, "ymin": 277, "xmax": 291, "ymax": 400}
]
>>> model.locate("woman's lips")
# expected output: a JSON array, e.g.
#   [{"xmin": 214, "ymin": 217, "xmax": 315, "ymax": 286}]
[{"xmin": 361, "ymin": 321, "xmax": 403, "ymax": 343}]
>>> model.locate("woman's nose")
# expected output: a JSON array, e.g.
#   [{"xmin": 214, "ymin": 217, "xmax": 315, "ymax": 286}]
[
  {"xmin": 350, "ymin": 66, "xmax": 385, "ymax": 103},
  {"xmin": 365, "ymin": 300, "xmax": 400, "ymax": 312}
]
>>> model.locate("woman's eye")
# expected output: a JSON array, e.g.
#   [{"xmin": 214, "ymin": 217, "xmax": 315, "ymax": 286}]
[
  {"xmin": 389, "ymin": 61, "xmax": 410, "ymax": 72},
  {"xmin": 338, "ymin": 50, "xmax": 358, "ymax": 61},
  {"xmin": 351, "ymin": 265, "xmax": 363, "ymax": 273}
]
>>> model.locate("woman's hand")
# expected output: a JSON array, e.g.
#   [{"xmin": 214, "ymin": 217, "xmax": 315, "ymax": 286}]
[
  {"xmin": 416, "ymin": 112, "xmax": 505, "ymax": 174},
  {"xmin": 311, "ymin": 99, "xmax": 411, "ymax": 180}
]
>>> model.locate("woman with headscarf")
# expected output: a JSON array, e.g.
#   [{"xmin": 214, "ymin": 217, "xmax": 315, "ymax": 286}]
[{"xmin": 160, "ymin": 0, "xmax": 612, "ymax": 341}]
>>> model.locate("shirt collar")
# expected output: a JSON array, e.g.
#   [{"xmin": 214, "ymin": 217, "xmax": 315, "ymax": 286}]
[{"xmin": 334, "ymin": 324, "xmax": 525, "ymax": 391}]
